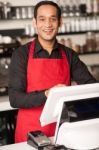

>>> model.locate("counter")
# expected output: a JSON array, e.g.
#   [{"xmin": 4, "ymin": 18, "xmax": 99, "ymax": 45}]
[
  {"xmin": 0, "ymin": 137, "xmax": 54, "ymax": 150},
  {"xmin": 0, "ymin": 96, "xmax": 18, "ymax": 145},
  {"xmin": 0, "ymin": 96, "xmax": 16, "ymax": 112},
  {"xmin": 0, "ymin": 142, "xmax": 34, "ymax": 150}
]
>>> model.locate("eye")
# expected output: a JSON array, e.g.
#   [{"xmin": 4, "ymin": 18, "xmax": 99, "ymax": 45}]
[
  {"xmin": 40, "ymin": 18, "xmax": 45, "ymax": 21},
  {"xmin": 38, "ymin": 17, "xmax": 45, "ymax": 22},
  {"xmin": 51, "ymin": 17, "xmax": 57, "ymax": 21}
]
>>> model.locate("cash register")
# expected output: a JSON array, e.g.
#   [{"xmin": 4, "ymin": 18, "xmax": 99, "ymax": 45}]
[{"xmin": 40, "ymin": 83, "xmax": 99, "ymax": 150}]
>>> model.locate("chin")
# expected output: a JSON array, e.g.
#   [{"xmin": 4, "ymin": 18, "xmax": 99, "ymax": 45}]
[
  {"xmin": 44, "ymin": 35, "xmax": 56, "ymax": 41},
  {"xmin": 45, "ymin": 37, "xmax": 54, "ymax": 40}
]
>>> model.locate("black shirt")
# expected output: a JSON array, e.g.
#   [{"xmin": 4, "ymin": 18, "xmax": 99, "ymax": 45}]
[{"xmin": 8, "ymin": 38, "xmax": 96, "ymax": 108}]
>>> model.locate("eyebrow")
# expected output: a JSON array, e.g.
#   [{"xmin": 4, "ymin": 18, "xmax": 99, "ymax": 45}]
[{"xmin": 37, "ymin": 15, "xmax": 58, "ymax": 18}]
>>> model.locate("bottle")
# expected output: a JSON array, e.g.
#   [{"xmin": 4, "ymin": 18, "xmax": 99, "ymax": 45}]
[
  {"xmin": 75, "ymin": 18, "xmax": 80, "ymax": 32},
  {"xmin": 79, "ymin": 0, "xmax": 87, "ymax": 16},
  {"xmin": 65, "ymin": 22, "xmax": 71, "ymax": 32},
  {"xmin": 59, "ymin": 38, "xmax": 66, "ymax": 46},
  {"xmin": 3, "ymin": 2, "xmax": 11, "ymax": 19},
  {"xmin": 86, "ymin": 0, "xmax": 93, "ymax": 16},
  {"xmin": 70, "ymin": 18, "xmax": 75, "ymax": 32},
  {"xmin": 16, "ymin": 7, "xmax": 21, "ymax": 19},
  {"xmin": 86, "ymin": 17, "xmax": 91, "ymax": 31},
  {"xmin": 79, "ymin": 17, "xmax": 86, "ymax": 31},
  {"xmin": 86, "ymin": 32, "xmax": 96, "ymax": 52},
  {"xmin": 95, "ymin": 34, "xmax": 99, "ymax": 52},
  {"xmin": 21, "ymin": 7, "xmax": 27, "ymax": 19},
  {"xmin": 61, "ymin": 0, "xmax": 69, "ymax": 17},
  {"xmin": 68, "ymin": 0, "xmax": 74, "ymax": 17},
  {"xmin": 0, "ymin": 2, "xmax": 3, "ymax": 19},
  {"xmin": 92, "ymin": 16, "xmax": 97, "ymax": 31},
  {"xmin": 65, "ymin": 38, "xmax": 72, "ymax": 49},
  {"xmin": 72, "ymin": 0, "xmax": 79, "ymax": 16},
  {"xmin": 93, "ymin": 0, "xmax": 98, "ymax": 15},
  {"xmin": 27, "ymin": 6, "xmax": 33, "ymax": 18},
  {"xmin": 25, "ymin": 24, "xmax": 30, "ymax": 35},
  {"xmin": 74, "ymin": 0, "xmax": 80, "ymax": 17},
  {"xmin": 60, "ymin": 23, "xmax": 66, "ymax": 33}
]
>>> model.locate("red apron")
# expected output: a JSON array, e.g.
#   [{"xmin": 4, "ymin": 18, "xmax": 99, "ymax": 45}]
[{"xmin": 15, "ymin": 40, "xmax": 70, "ymax": 143}]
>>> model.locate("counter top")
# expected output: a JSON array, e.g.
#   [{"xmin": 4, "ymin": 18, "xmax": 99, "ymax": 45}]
[
  {"xmin": 0, "ymin": 96, "xmax": 16, "ymax": 112},
  {"xmin": 0, "ymin": 137, "xmax": 54, "ymax": 150},
  {"xmin": 0, "ymin": 142, "xmax": 34, "ymax": 150}
]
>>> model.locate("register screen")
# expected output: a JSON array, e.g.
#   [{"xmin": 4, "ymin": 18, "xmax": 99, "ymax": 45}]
[{"xmin": 59, "ymin": 97, "xmax": 99, "ymax": 124}]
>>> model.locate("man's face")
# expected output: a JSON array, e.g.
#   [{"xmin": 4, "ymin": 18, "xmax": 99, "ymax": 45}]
[{"xmin": 33, "ymin": 5, "xmax": 61, "ymax": 42}]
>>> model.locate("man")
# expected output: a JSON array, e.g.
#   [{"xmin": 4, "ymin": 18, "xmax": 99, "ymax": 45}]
[{"xmin": 9, "ymin": 1, "xmax": 96, "ymax": 143}]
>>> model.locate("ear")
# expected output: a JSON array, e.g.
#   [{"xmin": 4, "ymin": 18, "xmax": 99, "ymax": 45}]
[
  {"xmin": 33, "ymin": 18, "xmax": 37, "ymax": 28},
  {"xmin": 59, "ymin": 17, "xmax": 62, "ymax": 27}
]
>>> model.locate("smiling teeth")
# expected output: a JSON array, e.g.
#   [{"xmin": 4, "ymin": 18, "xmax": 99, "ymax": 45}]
[{"xmin": 44, "ymin": 29, "xmax": 53, "ymax": 31}]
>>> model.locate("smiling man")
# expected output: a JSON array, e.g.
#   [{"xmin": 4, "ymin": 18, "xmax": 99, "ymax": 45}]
[
  {"xmin": 34, "ymin": 2, "xmax": 61, "ymax": 48},
  {"xmin": 9, "ymin": 1, "xmax": 96, "ymax": 143},
  {"xmin": 33, "ymin": 1, "xmax": 62, "ymax": 54}
]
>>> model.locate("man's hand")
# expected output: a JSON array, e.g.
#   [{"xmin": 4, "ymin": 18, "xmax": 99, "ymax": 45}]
[{"xmin": 45, "ymin": 84, "xmax": 66, "ymax": 97}]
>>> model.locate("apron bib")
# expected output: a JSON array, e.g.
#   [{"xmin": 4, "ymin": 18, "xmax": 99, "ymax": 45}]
[{"xmin": 15, "ymin": 40, "xmax": 70, "ymax": 143}]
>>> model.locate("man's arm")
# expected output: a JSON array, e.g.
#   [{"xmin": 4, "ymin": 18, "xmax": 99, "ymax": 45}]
[{"xmin": 8, "ymin": 45, "xmax": 47, "ymax": 109}]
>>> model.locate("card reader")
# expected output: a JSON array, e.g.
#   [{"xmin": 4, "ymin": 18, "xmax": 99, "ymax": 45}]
[{"xmin": 27, "ymin": 130, "xmax": 51, "ymax": 149}]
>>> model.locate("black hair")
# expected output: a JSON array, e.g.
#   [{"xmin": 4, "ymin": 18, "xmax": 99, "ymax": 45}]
[{"xmin": 34, "ymin": 1, "xmax": 61, "ymax": 19}]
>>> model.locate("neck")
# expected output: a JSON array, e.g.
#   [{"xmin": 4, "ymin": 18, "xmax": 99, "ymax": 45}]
[{"xmin": 38, "ymin": 37, "xmax": 56, "ymax": 54}]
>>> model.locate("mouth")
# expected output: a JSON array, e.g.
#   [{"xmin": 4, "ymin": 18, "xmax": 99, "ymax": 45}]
[{"xmin": 43, "ymin": 29, "xmax": 53, "ymax": 34}]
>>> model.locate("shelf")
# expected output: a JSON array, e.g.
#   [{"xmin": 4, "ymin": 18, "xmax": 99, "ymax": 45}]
[
  {"xmin": 79, "ymin": 51, "xmax": 99, "ymax": 55},
  {"xmin": 0, "ymin": 18, "xmax": 32, "ymax": 21},
  {"xmin": 0, "ymin": 42, "xmax": 20, "ymax": 58},
  {"xmin": 0, "ymin": 43, "xmax": 20, "ymax": 48},
  {"xmin": 0, "ymin": 13, "xmax": 99, "ymax": 21},
  {"xmin": 0, "ymin": 29, "xmax": 25, "ymax": 37},
  {"xmin": 0, "ymin": 29, "xmax": 99, "ymax": 38},
  {"xmin": 21, "ymin": 30, "xmax": 99, "ymax": 39},
  {"xmin": 58, "ymin": 30, "xmax": 99, "ymax": 36},
  {"xmin": 79, "ymin": 53, "xmax": 99, "ymax": 66},
  {"xmin": 62, "ymin": 14, "xmax": 99, "ymax": 18}
]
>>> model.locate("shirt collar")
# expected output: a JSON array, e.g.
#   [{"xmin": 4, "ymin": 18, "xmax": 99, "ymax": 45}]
[{"xmin": 34, "ymin": 38, "xmax": 59, "ymax": 54}]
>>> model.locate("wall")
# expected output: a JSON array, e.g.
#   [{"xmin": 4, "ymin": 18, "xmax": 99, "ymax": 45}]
[
  {"xmin": 0, "ymin": 0, "xmax": 58, "ymax": 6},
  {"xmin": 0, "ymin": 0, "xmax": 35, "ymax": 6}
]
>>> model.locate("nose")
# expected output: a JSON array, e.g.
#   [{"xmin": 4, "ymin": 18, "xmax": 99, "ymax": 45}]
[{"xmin": 45, "ymin": 19, "xmax": 52, "ymax": 27}]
